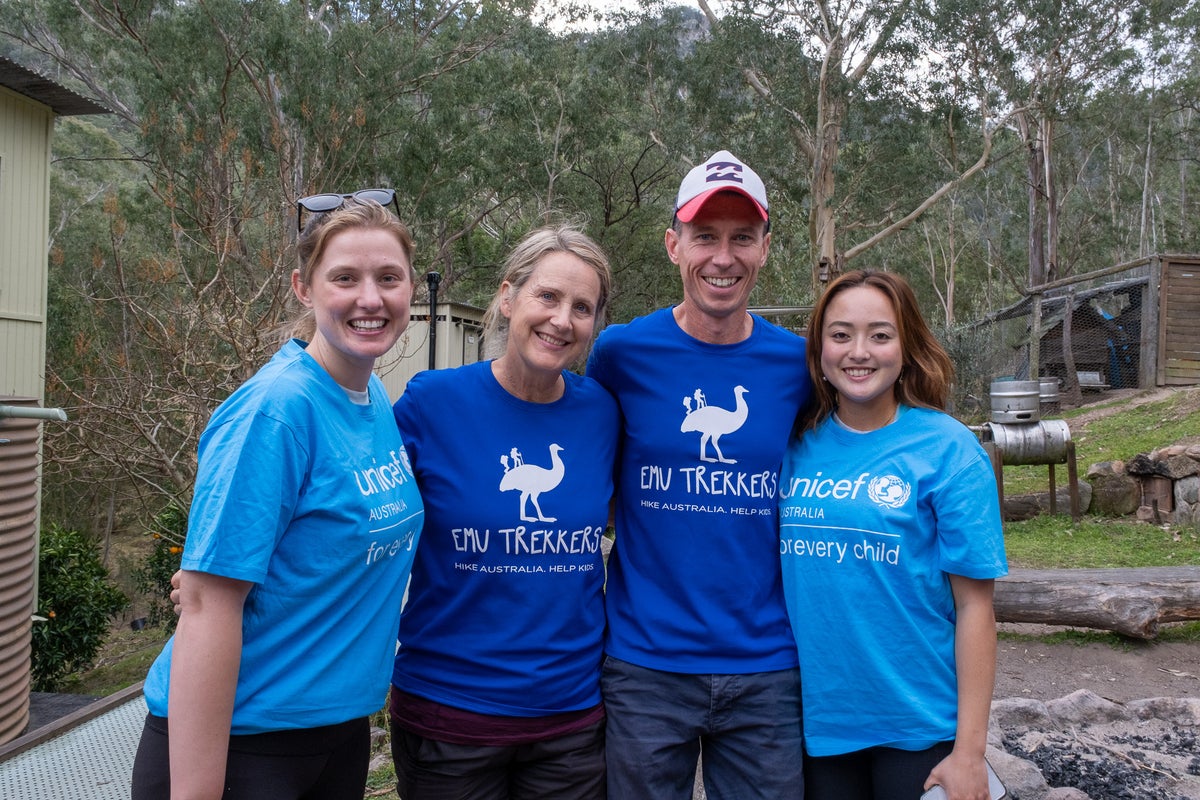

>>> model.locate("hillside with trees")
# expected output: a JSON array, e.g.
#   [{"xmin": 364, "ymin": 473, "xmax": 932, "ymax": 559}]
[{"xmin": 2, "ymin": 0, "xmax": 1198, "ymax": 552}]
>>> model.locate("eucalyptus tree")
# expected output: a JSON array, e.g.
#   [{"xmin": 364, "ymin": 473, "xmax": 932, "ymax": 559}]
[
  {"xmin": 1121, "ymin": 0, "xmax": 1200, "ymax": 255},
  {"xmin": 939, "ymin": 0, "xmax": 1140, "ymax": 288},
  {"xmin": 694, "ymin": 0, "xmax": 1011, "ymax": 291},
  {"xmin": 2, "ymin": 0, "xmax": 541, "ymax": 527}
]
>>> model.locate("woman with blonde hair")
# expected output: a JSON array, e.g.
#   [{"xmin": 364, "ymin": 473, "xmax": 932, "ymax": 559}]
[{"xmin": 388, "ymin": 224, "xmax": 618, "ymax": 799}]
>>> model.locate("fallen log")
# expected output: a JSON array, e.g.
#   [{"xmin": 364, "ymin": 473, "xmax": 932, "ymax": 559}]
[{"xmin": 994, "ymin": 566, "xmax": 1200, "ymax": 640}]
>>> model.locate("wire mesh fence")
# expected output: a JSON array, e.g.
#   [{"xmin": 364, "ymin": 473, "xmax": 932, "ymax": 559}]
[{"xmin": 950, "ymin": 254, "xmax": 1200, "ymax": 419}]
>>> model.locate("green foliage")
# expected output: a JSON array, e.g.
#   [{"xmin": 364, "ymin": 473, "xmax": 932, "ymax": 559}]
[
  {"xmin": 32, "ymin": 525, "xmax": 129, "ymax": 692},
  {"xmin": 5, "ymin": 0, "xmax": 1200, "ymax": 537},
  {"xmin": 998, "ymin": 620, "xmax": 1200, "ymax": 646},
  {"xmin": 1065, "ymin": 392, "xmax": 1200, "ymax": 464},
  {"xmin": 1004, "ymin": 515, "xmax": 1200, "ymax": 568},
  {"xmin": 133, "ymin": 505, "xmax": 187, "ymax": 631}
]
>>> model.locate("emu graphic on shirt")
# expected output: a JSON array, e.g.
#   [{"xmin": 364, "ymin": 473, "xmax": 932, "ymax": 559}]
[
  {"xmin": 499, "ymin": 444, "xmax": 565, "ymax": 522},
  {"xmin": 681, "ymin": 386, "xmax": 748, "ymax": 464}
]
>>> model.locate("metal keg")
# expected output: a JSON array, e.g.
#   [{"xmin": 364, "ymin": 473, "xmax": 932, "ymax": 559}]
[
  {"xmin": 989, "ymin": 379, "xmax": 1040, "ymax": 424},
  {"xmin": 982, "ymin": 419, "xmax": 1072, "ymax": 465}
]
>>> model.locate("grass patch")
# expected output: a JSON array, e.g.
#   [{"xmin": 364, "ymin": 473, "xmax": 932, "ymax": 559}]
[
  {"xmin": 364, "ymin": 763, "xmax": 397, "ymax": 798},
  {"xmin": 1003, "ymin": 515, "xmax": 1200, "ymax": 568},
  {"xmin": 365, "ymin": 708, "xmax": 398, "ymax": 797},
  {"xmin": 998, "ymin": 620, "xmax": 1200, "ymax": 647},
  {"xmin": 998, "ymin": 627, "xmax": 1138, "ymax": 648},
  {"xmin": 59, "ymin": 626, "xmax": 169, "ymax": 697},
  {"xmin": 1066, "ymin": 392, "xmax": 1200, "ymax": 463},
  {"xmin": 1157, "ymin": 621, "xmax": 1200, "ymax": 642}
]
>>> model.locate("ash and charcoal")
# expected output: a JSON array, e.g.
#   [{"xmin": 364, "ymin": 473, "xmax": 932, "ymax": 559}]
[
  {"xmin": 988, "ymin": 691, "xmax": 1200, "ymax": 799},
  {"xmin": 1004, "ymin": 730, "xmax": 1192, "ymax": 799}
]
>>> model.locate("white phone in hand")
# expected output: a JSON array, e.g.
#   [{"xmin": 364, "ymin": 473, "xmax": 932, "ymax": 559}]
[{"xmin": 919, "ymin": 759, "xmax": 1006, "ymax": 800}]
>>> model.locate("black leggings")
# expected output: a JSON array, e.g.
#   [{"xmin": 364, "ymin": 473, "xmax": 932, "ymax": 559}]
[
  {"xmin": 130, "ymin": 713, "xmax": 370, "ymax": 800},
  {"xmin": 803, "ymin": 741, "xmax": 955, "ymax": 800}
]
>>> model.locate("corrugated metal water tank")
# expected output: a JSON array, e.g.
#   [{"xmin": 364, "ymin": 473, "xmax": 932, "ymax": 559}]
[{"xmin": 0, "ymin": 399, "xmax": 42, "ymax": 745}]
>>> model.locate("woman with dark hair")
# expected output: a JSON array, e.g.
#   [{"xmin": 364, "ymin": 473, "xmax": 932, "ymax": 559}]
[
  {"xmin": 132, "ymin": 193, "xmax": 425, "ymax": 800},
  {"xmin": 388, "ymin": 224, "xmax": 617, "ymax": 799},
  {"xmin": 779, "ymin": 269, "xmax": 1007, "ymax": 800}
]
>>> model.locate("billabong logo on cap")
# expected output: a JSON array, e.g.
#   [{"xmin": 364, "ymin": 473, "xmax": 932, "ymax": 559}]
[{"xmin": 706, "ymin": 160, "xmax": 745, "ymax": 185}]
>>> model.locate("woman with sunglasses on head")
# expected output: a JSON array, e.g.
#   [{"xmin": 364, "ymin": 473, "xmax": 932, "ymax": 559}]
[
  {"xmin": 131, "ymin": 193, "xmax": 425, "ymax": 800},
  {"xmin": 387, "ymin": 224, "xmax": 617, "ymax": 800},
  {"xmin": 778, "ymin": 270, "xmax": 1008, "ymax": 800}
]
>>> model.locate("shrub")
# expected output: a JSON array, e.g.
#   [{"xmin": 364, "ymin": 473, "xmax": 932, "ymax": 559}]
[
  {"xmin": 32, "ymin": 524, "xmax": 129, "ymax": 691},
  {"xmin": 133, "ymin": 504, "xmax": 187, "ymax": 631}
]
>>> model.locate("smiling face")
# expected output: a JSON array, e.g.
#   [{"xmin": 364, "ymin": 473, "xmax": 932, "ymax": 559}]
[
  {"xmin": 292, "ymin": 226, "xmax": 413, "ymax": 391},
  {"xmin": 820, "ymin": 285, "xmax": 904, "ymax": 431},
  {"xmin": 498, "ymin": 250, "xmax": 602, "ymax": 395},
  {"xmin": 665, "ymin": 191, "xmax": 769, "ymax": 343}
]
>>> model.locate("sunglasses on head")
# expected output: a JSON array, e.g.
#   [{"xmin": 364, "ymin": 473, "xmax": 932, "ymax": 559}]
[{"xmin": 296, "ymin": 188, "xmax": 399, "ymax": 232}]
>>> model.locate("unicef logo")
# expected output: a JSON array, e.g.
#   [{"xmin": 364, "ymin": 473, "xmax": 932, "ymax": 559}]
[{"xmin": 868, "ymin": 475, "xmax": 910, "ymax": 509}]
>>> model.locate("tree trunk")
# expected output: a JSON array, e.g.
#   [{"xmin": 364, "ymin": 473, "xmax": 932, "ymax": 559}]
[
  {"xmin": 1043, "ymin": 116, "xmax": 1059, "ymax": 284},
  {"xmin": 810, "ymin": 72, "xmax": 845, "ymax": 290},
  {"xmin": 994, "ymin": 567, "xmax": 1200, "ymax": 639},
  {"xmin": 1020, "ymin": 111, "xmax": 1048, "ymax": 288}
]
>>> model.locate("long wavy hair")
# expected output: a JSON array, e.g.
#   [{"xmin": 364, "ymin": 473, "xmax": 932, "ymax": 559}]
[
  {"xmin": 799, "ymin": 269, "xmax": 953, "ymax": 432},
  {"xmin": 285, "ymin": 199, "xmax": 414, "ymax": 343},
  {"xmin": 481, "ymin": 224, "xmax": 612, "ymax": 364}
]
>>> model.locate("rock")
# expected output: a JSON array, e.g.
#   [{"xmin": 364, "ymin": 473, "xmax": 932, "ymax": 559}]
[
  {"xmin": 992, "ymin": 697, "xmax": 1052, "ymax": 727},
  {"xmin": 1161, "ymin": 455, "xmax": 1200, "ymax": 479},
  {"xmin": 993, "ymin": 690, "xmax": 1200, "ymax": 800},
  {"xmin": 1045, "ymin": 689, "xmax": 1126, "ymax": 725},
  {"xmin": 1085, "ymin": 460, "xmax": 1125, "ymax": 478},
  {"xmin": 1174, "ymin": 499, "xmax": 1194, "ymax": 526},
  {"xmin": 1130, "ymin": 450, "xmax": 1200, "ymax": 479},
  {"xmin": 1003, "ymin": 481, "xmax": 1092, "ymax": 521},
  {"xmin": 989, "ymin": 747, "xmax": 1051, "ymax": 799},
  {"xmin": 1176, "ymin": 475, "xmax": 1200, "ymax": 506},
  {"xmin": 1087, "ymin": 469, "xmax": 1139, "ymax": 516},
  {"xmin": 1046, "ymin": 788, "xmax": 1092, "ymax": 799},
  {"xmin": 1127, "ymin": 696, "xmax": 1200, "ymax": 725},
  {"xmin": 1126, "ymin": 452, "xmax": 1156, "ymax": 475}
]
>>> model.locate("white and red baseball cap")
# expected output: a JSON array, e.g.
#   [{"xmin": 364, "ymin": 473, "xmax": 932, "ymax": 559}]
[{"xmin": 674, "ymin": 150, "xmax": 768, "ymax": 223}]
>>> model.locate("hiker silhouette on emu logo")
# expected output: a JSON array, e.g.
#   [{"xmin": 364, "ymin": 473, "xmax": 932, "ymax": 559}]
[
  {"xmin": 681, "ymin": 385, "xmax": 749, "ymax": 464},
  {"xmin": 499, "ymin": 444, "xmax": 565, "ymax": 522}
]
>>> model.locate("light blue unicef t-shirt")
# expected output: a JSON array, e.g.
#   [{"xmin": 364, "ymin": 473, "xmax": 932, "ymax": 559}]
[
  {"xmin": 779, "ymin": 406, "xmax": 1007, "ymax": 756},
  {"xmin": 143, "ymin": 340, "xmax": 424, "ymax": 734}
]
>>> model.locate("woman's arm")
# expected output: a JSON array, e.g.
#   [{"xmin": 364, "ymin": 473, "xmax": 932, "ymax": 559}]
[
  {"xmin": 167, "ymin": 569, "xmax": 253, "ymax": 800},
  {"xmin": 925, "ymin": 574, "xmax": 997, "ymax": 800}
]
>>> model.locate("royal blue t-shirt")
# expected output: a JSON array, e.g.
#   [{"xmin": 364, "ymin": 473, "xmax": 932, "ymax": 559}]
[
  {"xmin": 144, "ymin": 340, "xmax": 424, "ymax": 734},
  {"xmin": 587, "ymin": 308, "xmax": 811, "ymax": 672},
  {"xmin": 392, "ymin": 361, "xmax": 618, "ymax": 715},
  {"xmin": 779, "ymin": 406, "xmax": 1007, "ymax": 756}
]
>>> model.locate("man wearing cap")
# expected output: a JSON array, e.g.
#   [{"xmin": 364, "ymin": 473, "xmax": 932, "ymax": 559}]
[{"xmin": 587, "ymin": 151, "xmax": 811, "ymax": 798}]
